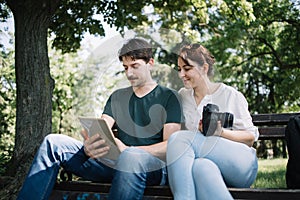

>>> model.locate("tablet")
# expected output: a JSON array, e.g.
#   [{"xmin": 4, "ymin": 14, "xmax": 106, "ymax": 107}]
[{"xmin": 78, "ymin": 117, "xmax": 120, "ymax": 160}]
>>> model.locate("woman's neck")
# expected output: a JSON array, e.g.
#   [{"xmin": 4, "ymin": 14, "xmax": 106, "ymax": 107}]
[{"xmin": 193, "ymin": 81, "xmax": 221, "ymax": 105}]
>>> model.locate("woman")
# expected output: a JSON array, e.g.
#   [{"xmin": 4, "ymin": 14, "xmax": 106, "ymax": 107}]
[{"xmin": 166, "ymin": 43, "xmax": 259, "ymax": 200}]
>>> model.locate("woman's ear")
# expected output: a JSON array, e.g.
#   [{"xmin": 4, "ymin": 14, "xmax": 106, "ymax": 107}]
[{"xmin": 203, "ymin": 63, "xmax": 209, "ymax": 74}]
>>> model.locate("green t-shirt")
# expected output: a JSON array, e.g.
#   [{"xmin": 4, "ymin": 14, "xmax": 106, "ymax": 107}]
[{"xmin": 103, "ymin": 85, "xmax": 182, "ymax": 146}]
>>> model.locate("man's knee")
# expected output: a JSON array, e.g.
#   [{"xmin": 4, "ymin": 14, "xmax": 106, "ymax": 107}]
[{"xmin": 116, "ymin": 147, "xmax": 155, "ymax": 173}]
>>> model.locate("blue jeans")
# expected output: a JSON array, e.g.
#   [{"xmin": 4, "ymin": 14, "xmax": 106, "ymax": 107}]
[
  {"xmin": 167, "ymin": 131, "xmax": 258, "ymax": 200},
  {"xmin": 17, "ymin": 134, "xmax": 166, "ymax": 200}
]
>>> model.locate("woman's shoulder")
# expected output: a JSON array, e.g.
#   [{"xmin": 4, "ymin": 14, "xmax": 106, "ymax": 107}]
[
  {"xmin": 178, "ymin": 87, "xmax": 192, "ymax": 95},
  {"xmin": 219, "ymin": 84, "xmax": 248, "ymax": 105},
  {"xmin": 220, "ymin": 83, "xmax": 244, "ymax": 96}
]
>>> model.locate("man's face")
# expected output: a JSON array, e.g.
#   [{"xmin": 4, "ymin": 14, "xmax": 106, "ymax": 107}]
[{"xmin": 122, "ymin": 56, "xmax": 152, "ymax": 88}]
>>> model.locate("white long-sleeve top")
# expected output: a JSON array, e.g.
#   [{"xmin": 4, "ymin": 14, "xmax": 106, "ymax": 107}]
[{"xmin": 179, "ymin": 83, "xmax": 259, "ymax": 141}]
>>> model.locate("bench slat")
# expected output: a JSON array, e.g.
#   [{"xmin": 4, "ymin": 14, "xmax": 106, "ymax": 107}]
[
  {"xmin": 252, "ymin": 113, "xmax": 299, "ymax": 126},
  {"xmin": 53, "ymin": 182, "xmax": 300, "ymax": 200},
  {"xmin": 229, "ymin": 188, "xmax": 300, "ymax": 200},
  {"xmin": 258, "ymin": 127, "xmax": 286, "ymax": 139}
]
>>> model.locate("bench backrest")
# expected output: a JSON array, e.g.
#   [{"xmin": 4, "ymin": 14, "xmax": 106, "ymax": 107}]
[{"xmin": 252, "ymin": 113, "xmax": 300, "ymax": 140}]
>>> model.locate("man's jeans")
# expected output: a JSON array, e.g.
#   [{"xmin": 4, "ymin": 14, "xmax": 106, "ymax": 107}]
[{"xmin": 17, "ymin": 134, "xmax": 166, "ymax": 200}]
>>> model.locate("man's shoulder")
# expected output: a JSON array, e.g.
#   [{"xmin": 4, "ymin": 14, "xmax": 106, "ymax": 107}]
[
  {"xmin": 111, "ymin": 86, "xmax": 133, "ymax": 95},
  {"xmin": 156, "ymin": 84, "xmax": 179, "ymax": 95}
]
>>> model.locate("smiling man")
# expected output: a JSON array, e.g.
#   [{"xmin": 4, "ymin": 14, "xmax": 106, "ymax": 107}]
[{"xmin": 17, "ymin": 38, "xmax": 182, "ymax": 200}]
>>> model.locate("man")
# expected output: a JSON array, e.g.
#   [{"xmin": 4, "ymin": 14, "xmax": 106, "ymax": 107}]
[{"xmin": 17, "ymin": 38, "xmax": 182, "ymax": 200}]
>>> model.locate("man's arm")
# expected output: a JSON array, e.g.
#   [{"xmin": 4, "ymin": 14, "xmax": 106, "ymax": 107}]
[
  {"xmin": 137, "ymin": 122, "xmax": 181, "ymax": 161},
  {"xmin": 101, "ymin": 114, "xmax": 115, "ymax": 130}
]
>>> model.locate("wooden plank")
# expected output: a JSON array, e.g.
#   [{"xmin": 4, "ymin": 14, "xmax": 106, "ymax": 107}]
[
  {"xmin": 252, "ymin": 113, "xmax": 299, "ymax": 126},
  {"xmin": 229, "ymin": 188, "xmax": 300, "ymax": 200},
  {"xmin": 50, "ymin": 190, "xmax": 173, "ymax": 200},
  {"xmin": 54, "ymin": 181, "xmax": 173, "ymax": 196},
  {"xmin": 52, "ymin": 182, "xmax": 300, "ymax": 200},
  {"xmin": 258, "ymin": 127, "xmax": 286, "ymax": 139}
]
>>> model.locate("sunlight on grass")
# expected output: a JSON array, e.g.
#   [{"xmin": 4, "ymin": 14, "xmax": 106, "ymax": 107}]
[{"xmin": 252, "ymin": 158, "xmax": 288, "ymax": 188}]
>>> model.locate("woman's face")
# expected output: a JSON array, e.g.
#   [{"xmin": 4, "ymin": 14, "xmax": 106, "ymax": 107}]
[{"xmin": 177, "ymin": 56, "xmax": 206, "ymax": 89}]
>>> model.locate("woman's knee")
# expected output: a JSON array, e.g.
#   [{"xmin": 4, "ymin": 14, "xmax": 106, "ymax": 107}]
[
  {"xmin": 168, "ymin": 130, "xmax": 195, "ymax": 145},
  {"xmin": 192, "ymin": 158, "xmax": 220, "ymax": 179}
]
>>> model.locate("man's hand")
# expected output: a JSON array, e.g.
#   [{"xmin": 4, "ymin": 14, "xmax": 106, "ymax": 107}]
[
  {"xmin": 114, "ymin": 138, "xmax": 128, "ymax": 152},
  {"xmin": 80, "ymin": 129, "xmax": 110, "ymax": 159}
]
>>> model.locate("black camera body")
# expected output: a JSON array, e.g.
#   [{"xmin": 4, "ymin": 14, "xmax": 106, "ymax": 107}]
[{"xmin": 202, "ymin": 104, "xmax": 234, "ymax": 136}]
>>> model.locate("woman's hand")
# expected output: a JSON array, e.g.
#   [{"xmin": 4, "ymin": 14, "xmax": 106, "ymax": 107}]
[
  {"xmin": 213, "ymin": 121, "xmax": 223, "ymax": 137},
  {"xmin": 212, "ymin": 123, "xmax": 255, "ymax": 147},
  {"xmin": 80, "ymin": 129, "xmax": 110, "ymax": 159},
  {"xmin": 198, "ymin": 119, "xmax": 203, "ymax": 132}
]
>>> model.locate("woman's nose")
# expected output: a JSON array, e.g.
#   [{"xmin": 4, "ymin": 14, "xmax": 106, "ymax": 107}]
[{"xmin": 178, "ymin": 70, "xmax": 185, "ymax": 78}]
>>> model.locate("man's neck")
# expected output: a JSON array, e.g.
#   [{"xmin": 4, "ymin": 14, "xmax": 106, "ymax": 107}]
[{"xmin": 133, "ymin": 81, "xmax": 157, "ymax": 98}]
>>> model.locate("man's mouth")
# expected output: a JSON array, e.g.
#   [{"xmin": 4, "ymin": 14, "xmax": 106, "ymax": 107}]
[{"xmin": 128, "ymin": 76, "xmax": 138, "ymax": 80}]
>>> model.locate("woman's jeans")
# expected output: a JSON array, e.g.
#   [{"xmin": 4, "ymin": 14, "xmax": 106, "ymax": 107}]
[
  {"xmin": 17, "ymin": 134, "xmax": 166, "ymax": 200},
  {"xmin": 167, "ymin": 131, "xmax": 258, "ymax": 200}
]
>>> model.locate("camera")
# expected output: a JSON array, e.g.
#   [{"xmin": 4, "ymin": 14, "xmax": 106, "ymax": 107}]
[{"xmin": 202, "ymin": 104, "xmax": 234, "ymax": 136}]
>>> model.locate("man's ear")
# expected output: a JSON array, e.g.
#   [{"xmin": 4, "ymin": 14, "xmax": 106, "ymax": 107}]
[
  {"xmin": 147, "ymin": 58, "xmax": 155, "ymax": 70},
  {"xmin": 148, "ymin": 58, "xmax": 155, "ymax": 66}
]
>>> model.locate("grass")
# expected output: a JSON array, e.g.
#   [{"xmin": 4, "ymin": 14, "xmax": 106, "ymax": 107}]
[{"xmin": 252, "ymin": 158, "xmax": 288, "ymax": 188}]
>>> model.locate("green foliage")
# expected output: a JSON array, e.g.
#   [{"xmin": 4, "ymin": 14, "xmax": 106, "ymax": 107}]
[
  {"xmin": 1, "ymin": 0, "xmax": 297, "ymax": 114},
  {"xmin": 49, "ymin": 39, "xmax": 83, "ymax": 136},
  {"xmin": 0, "ymin": 0, "xmax": 11, "ymax": 22},
  {"xmin": 50, "ymin": 36, "xmax": 128, "ymax": 139},
  {"xmin": 0, "ymin": 48, "xmax": 15, "ymax": 175},
  {"xmin": 49, "ymin": 0, "xmax": 150, "ymax": 53},
  {"xmin": 205, "ymin": 0, "xmax": 300, "ymax": 113},
  {"xmin": 150, "ymin": 0, "xmax": 300, "ymax": 113}
]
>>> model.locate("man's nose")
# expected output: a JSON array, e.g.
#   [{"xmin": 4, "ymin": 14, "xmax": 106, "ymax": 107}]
[{"xmin": 127, "ymin": 67, "xmax": 134, "ymax": 76}]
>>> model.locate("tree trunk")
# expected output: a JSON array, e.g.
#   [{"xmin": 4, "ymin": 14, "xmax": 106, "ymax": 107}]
[{"xmin": 1, "ymin": 0, "xmax": 59, "ymax": 199}]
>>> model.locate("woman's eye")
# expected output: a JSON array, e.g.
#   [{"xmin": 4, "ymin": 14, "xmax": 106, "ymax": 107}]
[{"xmin": 184, "ymin": 67, "xmax": 192, "ymax": 71}]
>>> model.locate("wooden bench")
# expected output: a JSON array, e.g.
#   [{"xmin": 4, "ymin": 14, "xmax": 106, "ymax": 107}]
[{"xmin": 50, "ymin": 113, "xmax": 300, "ymax": 200}]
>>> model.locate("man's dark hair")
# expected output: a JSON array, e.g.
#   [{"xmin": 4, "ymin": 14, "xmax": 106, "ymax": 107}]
[{"xmin": 118, "ymin": 38, "xmax": 153, "ymax": 63}]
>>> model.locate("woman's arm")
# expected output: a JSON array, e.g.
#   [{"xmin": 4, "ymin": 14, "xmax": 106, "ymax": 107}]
[
  {"xmin": 220, "ymin": 128, "xmax": 255, "ymax": 147},
  {"xmin": 213, "ymin": 121, "xmax": 255, "ymax": 147}
]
